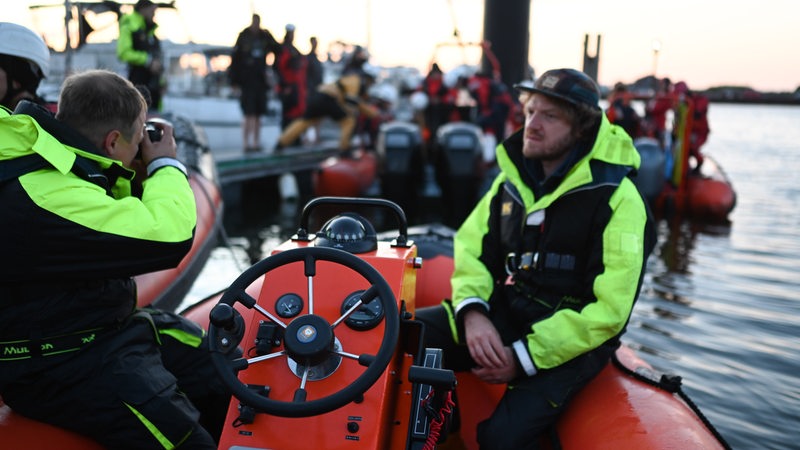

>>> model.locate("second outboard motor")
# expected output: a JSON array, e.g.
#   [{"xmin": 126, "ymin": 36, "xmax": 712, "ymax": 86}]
[
  {"xmin": 376, "ymin": 121, "xmax": 424, "ymax": 217},
  {"xmin": 435, "ymin": 122, "xmax": 484, "ymax": 226},
  {"xmin": 632, "ymin": 137, "xmax": 666, "ymax": 204}
]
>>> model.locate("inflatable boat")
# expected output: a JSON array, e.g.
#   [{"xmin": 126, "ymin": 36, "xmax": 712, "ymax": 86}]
[
  {"xmin": 314, "ymin": 149, "xmax": 378, "ymax": 198},
  {"xmin": 633, "ymin": 137, "xmax": 736, "ymax": 223},
  {"xmin": 0, "ymin": 197, "xmax": 730, "ymax": 450}
]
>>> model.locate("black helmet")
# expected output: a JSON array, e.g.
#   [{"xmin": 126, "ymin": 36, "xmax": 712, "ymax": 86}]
[{"xmin": 514, "ymin": 68, "xmax": 600, "ymax": 110}]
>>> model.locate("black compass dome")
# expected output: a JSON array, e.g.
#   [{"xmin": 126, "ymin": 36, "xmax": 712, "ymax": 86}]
[{"xmin": 315, "ymin": 213, "xmax": 378, "ymax": 254}]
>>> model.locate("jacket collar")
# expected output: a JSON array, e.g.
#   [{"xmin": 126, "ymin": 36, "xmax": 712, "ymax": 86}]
[
  {"xmin": 497, "ymin": 115, "xmax": 640, "ymax": 204},
  {"xmin": 11, "ymin": 100, "xmax": 135, "ymax": 191},
  {"xmin": 13, "ymin": 100, "xmax": 102, "ymax": 157}
]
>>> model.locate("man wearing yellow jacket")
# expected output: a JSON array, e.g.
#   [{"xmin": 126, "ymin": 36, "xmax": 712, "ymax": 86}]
[
  {"xmin": 117, "ymin": 0, "xmax": 164, "ymax": 110},
  {"xmin": 0, "ymin": 70, "xmax": 225, "ymax": 449},
  {"xmin": 417, "ymin": 68, "xmax": 656, "ymax": 449}
]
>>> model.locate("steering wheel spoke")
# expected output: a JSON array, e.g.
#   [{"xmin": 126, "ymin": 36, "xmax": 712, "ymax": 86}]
[
  {"xmin": 331, "ymin": 284, "xmax": 380, "ymax": 329},
  {"xmin": 333, "ymin": 349, "xmax": 361, "ymax": 361},
  {"xmin": 332, "ymin": 298, "xmax": 363, "ymax": 328},
  {"xmin": 253, "ymin": 303, "xmax": 288, "ymax": 328},
  {"xmin": 299, "ymin": 364, "xmax": 310, "ymax": 389},
  {"xmin": 246, "ymin": 349, "xmax": 287, "ymax": 365},
  {"xmin": 333, "ymin": 349, "xmax": 377, "ymax": 368}
]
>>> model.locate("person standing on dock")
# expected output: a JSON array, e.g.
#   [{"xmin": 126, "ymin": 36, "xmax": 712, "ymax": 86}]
[
  {"xmin": 302, "ymin": 36, "xmax": 325, "ymax": 144},
  {"xmin": 117, "ymin": 0, "xmax": 164, "ymax": 111},
  {"xmin": 229, "ymin": 14, "xmax": 280, "ymax": 152},
  {"xmin": 0, "ymin": 70, "xmax": 234, "ymax": 449},
  {"xmin": 274, "ymin": 23, "xmax": 308, "ymax": 130},
  {"xmin": 305, "ymin": 36, "xmax": 324, "ymax": 94},
  {"xmin": 416, "ymin": 68, "xmax": 656, "ymax": 449}
]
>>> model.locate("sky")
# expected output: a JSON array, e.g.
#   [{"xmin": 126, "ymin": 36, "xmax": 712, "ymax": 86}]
[{"xmin": 6, "ymin": 0, "xmax": 799, "ymax": 92}]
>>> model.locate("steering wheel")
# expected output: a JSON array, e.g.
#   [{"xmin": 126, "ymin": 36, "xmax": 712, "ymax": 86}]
[{"xmin": 208, "ymin": 246, "xmax": 399, "ymax": 418}]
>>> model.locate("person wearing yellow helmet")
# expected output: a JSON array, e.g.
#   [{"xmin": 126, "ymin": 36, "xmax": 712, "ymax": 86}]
[{"xmin": 0, "ymin": 22, "xmax": 50, "ymax": 110}]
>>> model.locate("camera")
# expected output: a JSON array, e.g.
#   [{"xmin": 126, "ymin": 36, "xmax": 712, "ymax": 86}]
[
  {"xmin": 144, "ymin": 121, "xmax": 163, "ymax": 142},
  {"xmin": 136, "ymin": 121, "xmax": 164, "ymax": 160}
]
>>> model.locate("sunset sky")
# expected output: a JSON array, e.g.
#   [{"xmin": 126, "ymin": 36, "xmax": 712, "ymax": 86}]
[{"xmin": 7, "ymin": 0, "xmax": 799, "ymax": 92}]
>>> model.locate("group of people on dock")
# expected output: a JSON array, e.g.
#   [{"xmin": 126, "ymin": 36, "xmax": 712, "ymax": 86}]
[
  {"xmin": 114, "ymin": 3, "xmax": 525, "ymax": 161},
  {"xmin": 228, "ymin": 16, "xmax": 527, "ymax": 158},
  {"xmin": 229, "ymin": 14, "xmax": 383, "ymax": 154},
  {"xmin": 114, "ymin": 2, "xmax": 380, "ymax": 155}
]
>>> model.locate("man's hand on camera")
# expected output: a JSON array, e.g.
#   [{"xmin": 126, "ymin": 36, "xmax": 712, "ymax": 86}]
[{"xmin": 139, "ymin": 120, "xmax": 177, "ymax": 165}]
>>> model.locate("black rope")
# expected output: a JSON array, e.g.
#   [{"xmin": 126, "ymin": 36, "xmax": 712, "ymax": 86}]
[{"xmin": 611, "ymin": 352, "xmax": 733, "ymax": 450}]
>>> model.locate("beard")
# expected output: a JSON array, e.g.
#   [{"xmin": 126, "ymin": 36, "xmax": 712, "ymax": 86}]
[{"xmin": 523, "ymin": 130, "xmax": 576, "ymax": 162}]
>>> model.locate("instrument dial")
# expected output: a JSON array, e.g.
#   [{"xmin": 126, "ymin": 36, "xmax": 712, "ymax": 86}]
[
  {"xmin": 275, "ymin": 293, "xmax": 304, "ymax": 318},
  {"xmin": 340, "ymin": 290, "xmax": 385, "ymax": 331}
]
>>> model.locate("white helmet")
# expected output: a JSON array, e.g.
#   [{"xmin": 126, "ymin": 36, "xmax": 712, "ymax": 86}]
[
  {"xmin": 443, "ymin": 64, "xmax": 475, "ymax": 88},
  {"xmin": 0, "ymin": 22, "xmax": 50, "ymax": 78},
  {"xmin": 409, "ymin": 91, "xmax": 429, "ymax": 111},
  {"xmin": 369, "ymin": 82, "xmax": 398, "ymax": 105}
]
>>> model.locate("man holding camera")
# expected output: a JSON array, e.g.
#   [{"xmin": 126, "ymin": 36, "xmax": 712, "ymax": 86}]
[{"xmin": 0, "ymin": 69, "xmax": 228, "ymax": 449}]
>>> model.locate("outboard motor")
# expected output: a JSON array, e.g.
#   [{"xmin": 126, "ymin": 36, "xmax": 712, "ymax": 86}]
[
  {"xmin": 376, "ymin": 121, "xmax": 424, "ymax": 217},
  {"xmin": 632, "ymin": 137, "xmax": 666, "ymax": 204},
  {"xmin": 435, "ymin": 122, "xmax": 484, "ymax": 226}
]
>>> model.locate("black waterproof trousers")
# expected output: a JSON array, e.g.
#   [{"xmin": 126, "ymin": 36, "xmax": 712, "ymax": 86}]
[
  {"xmin": 0, "ymin": 310, "xmax": 233, "ymax": 449},
  {"xmin": 415, "ymin": 305, "xmax": 615, "ymax": 450}
]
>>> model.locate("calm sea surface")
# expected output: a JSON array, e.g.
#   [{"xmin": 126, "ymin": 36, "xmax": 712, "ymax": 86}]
[{"xmin": 185, "ymin": 103, "xmax": 800, "ymax": 449}]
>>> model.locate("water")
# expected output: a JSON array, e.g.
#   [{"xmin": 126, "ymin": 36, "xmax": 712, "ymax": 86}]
[
  {"xmin": 185, "ymin": 103, "xmax": 800, "ymax": 449},
  {"xmin": 625, "ymin": 104, "xmax": 800, "ymax": 450}
]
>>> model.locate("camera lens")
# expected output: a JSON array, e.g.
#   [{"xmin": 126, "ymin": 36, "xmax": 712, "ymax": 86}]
[{"xmin": 145, "ymin": 122, "xmax": 162, "ymax": 142}]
